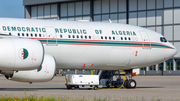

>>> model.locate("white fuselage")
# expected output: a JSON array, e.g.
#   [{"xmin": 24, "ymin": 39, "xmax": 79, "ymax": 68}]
[{"xmin": 0, "ymin": 18, "xmax": 177, "ymax": 70}]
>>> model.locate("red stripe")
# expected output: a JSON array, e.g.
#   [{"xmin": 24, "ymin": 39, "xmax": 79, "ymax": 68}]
[
  {"xmin": 33, "ymin": 38, "xmax": 171, "ymax": 49},
  {"xmin": 42, "ymin": 42, "xmax": 170, "ymax": 49}
]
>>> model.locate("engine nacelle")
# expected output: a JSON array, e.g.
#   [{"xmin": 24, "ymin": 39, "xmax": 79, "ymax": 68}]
[
  {"xmin": 0, "ymin": 38, "xmax": 44, "ymax": 70},
  {"xmin": 2, "ymin": 54, "xmax": 56, "ymax": 82}
]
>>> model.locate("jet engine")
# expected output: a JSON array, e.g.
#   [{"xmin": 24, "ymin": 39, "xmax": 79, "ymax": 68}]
[
  {"xmin": 0, "ymin": 54, "xmax": 56, "ymax": 83},
  {"xmin": 0, "ymin": 38, "xmax": 44, "ymax": 70}
]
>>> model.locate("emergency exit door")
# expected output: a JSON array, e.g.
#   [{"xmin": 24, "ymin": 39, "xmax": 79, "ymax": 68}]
[
  {"xmin": 45, "ymin": 27, "xmax": 57, "ymax": 46},
  {"xmin": 139, "ymin": 31, "xmax": 151, "ymax": 49}
]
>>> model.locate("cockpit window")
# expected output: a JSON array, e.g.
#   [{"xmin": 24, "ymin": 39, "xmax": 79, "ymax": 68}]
[{"xmin": 160, "ymin": 37, "xmax": 167, "ymax": 42}]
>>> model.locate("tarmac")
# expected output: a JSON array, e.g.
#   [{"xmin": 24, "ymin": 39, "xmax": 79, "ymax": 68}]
[{"xmin": 0, "ymin": 75, "xmax": 180, "ymax": 100}]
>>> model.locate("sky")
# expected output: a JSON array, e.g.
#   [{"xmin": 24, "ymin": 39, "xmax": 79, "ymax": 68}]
[{"xmin": 0, "ymin": 0, "xmax": 24, "ymax": 18}]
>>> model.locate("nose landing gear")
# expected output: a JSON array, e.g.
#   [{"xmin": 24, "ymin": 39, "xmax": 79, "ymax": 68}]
[{"xmin": 124, "ymin": 70, "xmax": 137, "ymax": 89}]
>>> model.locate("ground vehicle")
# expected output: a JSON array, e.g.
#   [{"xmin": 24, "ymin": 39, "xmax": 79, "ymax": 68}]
[{"xmin": 65, "ymin": 74, "xmax": 99, "ymax": 90}]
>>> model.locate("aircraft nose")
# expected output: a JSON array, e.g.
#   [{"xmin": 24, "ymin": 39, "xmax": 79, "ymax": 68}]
[
  {"xmin": 170, "ymin": 44, "xmax": 177, "ymax": 57},
  {"xmin": 164, "ymin": 44, "xmax": 177, "ymax": 60},
  {"xmin": 172, "ymin": 46, "xmax": 177, "ymax": 56}
]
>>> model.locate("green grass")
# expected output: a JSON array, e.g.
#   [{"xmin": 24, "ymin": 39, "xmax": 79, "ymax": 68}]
[
  {"xmin": 0, "ymin": 96, "xmax": 178, "ymax": 101},
  {"xmin": 0, "ymin": 96, "xmax": 111, "ymax": 101},
  {"xmin": 0, "ymin": 96, "xmax": 172, "ymax": 101}
]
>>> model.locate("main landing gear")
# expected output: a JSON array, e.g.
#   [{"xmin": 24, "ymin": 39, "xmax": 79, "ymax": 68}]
[{"xmin": 124, "ymin": 70, "xmax": 137, "ymax": 89}]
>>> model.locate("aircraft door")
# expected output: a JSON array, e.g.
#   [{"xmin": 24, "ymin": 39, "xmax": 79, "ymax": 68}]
[
  {"xmin": 45, "ymin": 27, "xmax": 57, "ymax": 46},
  {"xmin": 139, "ymin": 31, "xmax": 151, "ymax": 49}
]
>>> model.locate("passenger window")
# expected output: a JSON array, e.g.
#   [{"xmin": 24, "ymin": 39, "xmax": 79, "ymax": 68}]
[
  {"xmin": 9, "ymin": 33, "xmax": 11, "ymax": 35},
  {"xmin": 101, "ymin": 36, "xmax": 103, "ymax": 39},
  {"xmin": 105, "ymin": 36, "xmax": 107, "ymax": 40},
  {"xmin": 128, "ymin": 37, "xmax": 131, "ymax": 40},
  {"xmin": 35, "ymin": 34, "xmax": 37, "ymax": 37},
  {"xmin": 18, "ymin": 33, "xmax": 20, "ymax": 36},
  {"xmin": 121, "ymin": 37, "xmax": 123, "ymax": 40},
  {"xmin": 77, "ymin": 35, "xmax": 79, "ymax": 39},
  {"xmin": 109, "ymin": 37, "xmax": 111, "ymax": 40},
  {"xmin": 113, "ymin": 37, "xmax": 115, "ymax": 40},
  {"xmin": 89, "ymin": 36, "xmax": 91, "ymax": 39},
  {"xmin": 125, "ymin": 37, "xmax": 127, "ymax": 40},
  {"xmin": 73, "ymin": 35, "xmax": 75, "ymax": 38},
  {"xmin": 85, "ymin": 36, "xmax": 87, "ymax": 39},
  {"xmin": 26, "ymin": 33, "xmax": 29, "ymax": 37},
  {"xmin": 60, "ymin": 34, "xmax": 62, "ymax": 38},
  {"xmin": 68, "ymin": 35, "xmax": 71, "ymax": 38},
  {"xmin": 81, "ymin": 35, "xmax": 83, "ymax": 39},
  {"xmin": 22, "ymin": 33, "xmax": 24, "ymax": 36},
  {"xmin": 39, "ymin": 34, "xmax": 41, "ymax": 37},
  {"xmin": 31, "ymin": 33, "xmax": 33, "ymax": 37}
]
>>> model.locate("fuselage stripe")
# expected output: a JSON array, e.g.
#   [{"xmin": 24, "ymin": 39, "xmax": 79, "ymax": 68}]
[{"xmin": 37, "ymin": 38, "xmax": 173, "ymax": 49}]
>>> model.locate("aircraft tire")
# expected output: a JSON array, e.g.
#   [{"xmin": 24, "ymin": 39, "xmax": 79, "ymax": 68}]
[
  {"xmin": 124, "ymin": 80, "xmax": 128, "ymax": 88},
  {"xmin": 127, "ymin": 79, "xmax": 136, "ymax": 88},
  {"xmin": 67, "ymin": 85, "xmax": 71, "ymax": 90},
  {"xmin": 71, "ymin": 86, "xmax": 75, "ymax": 90},
  {"xmin": 94, "ymin": 86, "xmax": 97, "ymax": 90}
]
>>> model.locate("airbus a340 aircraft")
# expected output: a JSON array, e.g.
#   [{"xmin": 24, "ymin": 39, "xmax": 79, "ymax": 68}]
[{"xmin": 0, "ymin": 18, "xmax": 177, "ymax": 88}]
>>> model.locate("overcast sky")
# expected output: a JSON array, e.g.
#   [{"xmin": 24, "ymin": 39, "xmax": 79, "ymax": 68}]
[{"xmin": 0, "ymin": 0, "xmax": 24, "ymax": 18}]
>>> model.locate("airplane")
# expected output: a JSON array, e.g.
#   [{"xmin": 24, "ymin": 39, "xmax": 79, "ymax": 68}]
[{"xmin": 0, "ymin": 18, "xmax": 177, "ymax": 88}]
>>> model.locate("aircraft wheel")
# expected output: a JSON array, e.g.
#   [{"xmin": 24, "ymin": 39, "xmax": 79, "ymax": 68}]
[
  {"xmin": 127, "ymin": 79, "xmax": 136, "ymax": 88},
  {"xmin": 71, "ymin": 86, "xmax": 75, "ymax": 90},
  {"xmin": 124, "ymin": 80, "xmax": 128, "ymax": 88},
  {"xmin": 94, "ymin": 86, "xmax": 97, "ymax": 90},
  {"xmin": 67, "ymin": 85, "xmax": 71, "ymax": 90}
]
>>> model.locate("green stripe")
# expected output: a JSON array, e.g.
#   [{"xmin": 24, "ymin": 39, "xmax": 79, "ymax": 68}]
[
  {"xmin": 39, "ymin": 39, "xmax": 173, "ymax": 49},
  {"xmin": 151, "ymin": 44, "xmax": 172, "ymax": 49}
]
